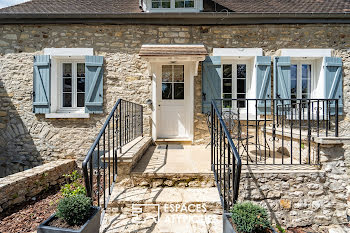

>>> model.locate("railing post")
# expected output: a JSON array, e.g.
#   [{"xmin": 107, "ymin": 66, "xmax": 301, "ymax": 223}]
[
  {"xmin": 141, "ymin": 105, "xmax": 144, "ymax": 137},
  {"xmin": 211, "ymin": 102, "xmax": 214, "ymax": 170},
  {"xmin": 119, "ymin": 101, "xmax": 122, "ymax": 153},
  {"xmin": 335, "ymin": 99, "xmax": 339, "ymax": 137}
]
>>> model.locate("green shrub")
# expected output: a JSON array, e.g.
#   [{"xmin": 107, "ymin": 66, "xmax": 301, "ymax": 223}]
[
  {"xmin": 230, "ymin": 202, "xmax": 271, "ymax": 233},
  {"xmin": 61, "ymin": 170, "xmax": 86, "ymax": 197},
  {"xmin": 56, "ymin": 194, "xmax": 92, "ymax": 226}
]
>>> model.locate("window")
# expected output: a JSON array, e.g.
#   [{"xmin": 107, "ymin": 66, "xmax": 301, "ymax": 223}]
[
  {"xmin": 61, "ymin": 61, "xmax": 85, "ymax": 111},
  {"xmin": 291, "ymin": 61, "xmax": 312, "ymax": 106},
  {"xmin": 162, "ymin": 65, "xmax": 184, "ymax": 100},
  {"xmin": 152, "ymin": 0, "xmax": 171, "ymax": 8},
  {"xmin": 222, "ymin": 63, "xmax": 248, "ymax": 109},
  {"xmin": 150, "ymin": 0, "xmax": 197, "ymax": 10},
  {"xmin": 175, "ymin": 0, "xmax": 194, "ymax": 8}
]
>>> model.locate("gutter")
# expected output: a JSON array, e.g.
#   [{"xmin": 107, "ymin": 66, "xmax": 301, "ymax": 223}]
[{"xmin": 0, "ymin": 12, "xmax": 350, "ymax": 24}]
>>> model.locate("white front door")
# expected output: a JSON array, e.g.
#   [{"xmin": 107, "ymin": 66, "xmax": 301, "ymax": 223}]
[{"xmin": 157, "ymin": 64, "xmax": 189, "ymax": 139}]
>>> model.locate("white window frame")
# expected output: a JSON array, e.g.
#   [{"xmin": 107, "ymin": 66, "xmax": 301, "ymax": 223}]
[
  {"xmin": 144, "ymin": 0, "xmax": 202, "ymax": 12},
  {"xmin": 58, "ymin": 59, "xmax": 86, "ymax": 112},
  {"xmin": 44, "ymin": 48, "xmax": 93, "ymax": 119},
  {"xmin": 290, "ymin": 59, "xmax": 314, "ymax": 100},
  {"xmin": 221, "ymin": 60, "xmax": 251, "ymax": 110}
]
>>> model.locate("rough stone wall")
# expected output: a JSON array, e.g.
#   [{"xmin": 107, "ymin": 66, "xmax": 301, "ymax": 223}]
[
  {"xmin": 0, "ymin": 24, "xmax": 350, "ymax": 176},
  {"xmin": 238, "ymin": 143, "xmax": 348, "ymax": 231},
  {"xmin": 0, "ymin": 159, "xmax": 76, "ymax": 213}
]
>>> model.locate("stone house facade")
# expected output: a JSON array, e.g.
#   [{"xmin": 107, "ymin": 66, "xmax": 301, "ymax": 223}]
[{"xmin": 0, "ymin": 1, "xmax": 349, "ymax": 177}]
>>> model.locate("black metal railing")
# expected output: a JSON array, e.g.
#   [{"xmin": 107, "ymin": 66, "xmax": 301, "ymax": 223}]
[
  {"xmin": 212, "ymin": 98, "xmax": 340, "ymax": 165},
  {"xmin": 82, "ymin": 99, "xmax": 143, "ymax": 211},
  {"xmin": 211, "ymin": 100, "xmax": 242, "ymax": 212}
]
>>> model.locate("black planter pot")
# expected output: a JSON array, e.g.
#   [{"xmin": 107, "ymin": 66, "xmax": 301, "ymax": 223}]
[
  {"xmin": 37, "ymin": 206, "xmax": 101, "ymax": 233},
  {"xmin": 223, "ymin": 213, "xmax": 277, "ymax": 233}
]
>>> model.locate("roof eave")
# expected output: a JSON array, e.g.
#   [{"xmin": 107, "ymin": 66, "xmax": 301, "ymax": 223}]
[{"xmin": 1, "ymin": 12, "xmax": 350, "ymax": 24}]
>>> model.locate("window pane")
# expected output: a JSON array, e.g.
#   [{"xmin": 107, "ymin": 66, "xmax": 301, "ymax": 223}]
[
  {"xmin": 77, "ymin": 93, "xmax": 85, "ymax": 107},
  {"xmin": 174, "ymin": 65, "xmax": 184, "ymax": 82},
  {"xmin": 162, "ymin": 65, "xmax": 172, "ymax": 82},
  {"xmin": 223, "ymin": 79, "xmax": 232, "ymax": 93},
  {"xmin": 152, "ymin": 0, "xmax": 160, "ymax": 8},
  {"xmin": 237, "ymin": 64, "xmax": 246, "ymax": 79},
  {"xmin": 223, "ymin": 64, "xmax": 232, "ymax": 79},
  {"xmin": 77, "ymin": 63, "xmax": 85, "ymax": 77},
  {"xmin": 63, "ymin": 93, "xmax": 72, "ymax": 107},
  {"xmin": 63, "ymin": 63, "xmax": 72, "ymax": 77},
  {"xmin": 162, "ymin": 83, "xmax": 172, "ymax": 99},
  {"xmin": 77, "ymin": 78, "xmax": 85, "ymax": 93},
  {"xmin": 175, "ymin": 0, "xmax": 184, "ymax": 8},
  {"xmin": 237, "ymin": 94, "xmax": 246, "ymax": 108},
  {"xmin": 63, "ymin": 78, "xmax": 72, "ymax": 92},
  {"xmin": 223, "ymin": 94, "xmax": 232, "ymax": 108},
  {"xmin": 291, "ymin": 64, "xmax": 297, "ymax": 98},
  {"xmin": 302, "ymin": 64, "xmax": 311, "ymax": 97},
  {"xmin": 185, "ymin": 0, "xmax": 194, "ymax": 7},
  {"xmin": 237, "ymin": 79, "xmax": 245, "ymax": 93},
  {"xmin": 174, "ymin": 83, "xmax": 184, "ymax": 99},
  {"xmin": 162, "ymin": 0, "xmax": 171, "ymax": 8}
]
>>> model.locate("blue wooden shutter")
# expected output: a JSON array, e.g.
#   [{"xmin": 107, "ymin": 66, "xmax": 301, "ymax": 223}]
[
  {"xmin": 274, "ymin": 56, "xmax": 291, "ymax": 112},
  {"xmin": 33, "ymin": 55, "xmax": 50, "ymax": 114},
  {"xmin": 256, "ymin": 56, "xmax": 271, "ymax": 115},
  {"xmin": 85, "ymin": 56, "xmax": 104, "ymax": 113},
  {"xmin": 324, "ymin": 57, "xmax": 343, "ymax": 115},
  {"xmin": 202, "ymin": 56, "xmax": 221, "ymax": 113}
]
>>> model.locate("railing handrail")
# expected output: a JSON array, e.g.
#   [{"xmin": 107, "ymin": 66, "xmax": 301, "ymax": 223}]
[
  {"xmin": 211, "ymin": 100, "xmax": 242, "ymax": 211},
  {"xmin": 82, "ymin": 98, "xmax": 143, "ymax": 200},
  {"xmin": 212, "ymin": 100, "xmax": 242, "ymax": 167}
]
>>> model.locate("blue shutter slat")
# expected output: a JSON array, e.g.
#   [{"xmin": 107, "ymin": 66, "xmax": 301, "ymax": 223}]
[
  {"xmin": 256, "ymin": 56, "xmax": 271, "ymax": 115},
  {"xmin": 324, "ymin": 57, "xmax": 343, "ymax": 115},
  {"xmin": 85, "ymin": 56, "xmax": 104, "ymax": 113},
  {"xmin": 202, "ymin": 56, "xmax": 221, "ymax": 113},
  {"xmin": 33, "ymin": 55, "xmax": 50, "ymax": 114},
  {"xmin": 274, "ymin": 57, "xmax": 291, "ymax": 113}
]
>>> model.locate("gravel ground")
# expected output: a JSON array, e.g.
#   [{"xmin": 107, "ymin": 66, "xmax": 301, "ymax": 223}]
[{"xmin": 0, "ymin": 187, "xmax": 61, "ymax": 233}]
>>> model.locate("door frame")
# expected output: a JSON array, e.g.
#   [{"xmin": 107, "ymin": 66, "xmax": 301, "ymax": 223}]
[
  {"xmin": 152, "ymin": 61, "xmax": 194, "ymax": 141},
  {"xmin": 145, "ymin": 56, "xmax": 205, "ymax": 142}
]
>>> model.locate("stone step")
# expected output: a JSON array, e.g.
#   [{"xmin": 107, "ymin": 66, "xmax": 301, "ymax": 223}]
[
  {"xmin": 107, "ymin": 187, "xmax": 222, "ymax": 214},
  {"xmin": 101, "ymin": 212, "xmax": 223, "ymax": 233},
  {"xmin": 101, "ymin": 136, "xmax": 153, "ymax": 175},
  {"xmin": 130, "ymin": 172, "xmax": 215, "ymax": 188}
]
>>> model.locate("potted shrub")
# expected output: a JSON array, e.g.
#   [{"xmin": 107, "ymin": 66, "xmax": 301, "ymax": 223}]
[
  {"xmin": 37, "ymin": 171, "xmax": 101, "ymax": 233},
  {"xmin": 223, "ymin": 202, "xmax": 277, "ymax": 233}
]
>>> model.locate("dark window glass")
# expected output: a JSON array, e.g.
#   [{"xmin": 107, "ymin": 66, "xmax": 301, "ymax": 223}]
[
  {"xmin": 237, "ymin": 79, "xmax": 245, "ymax": 93},
  {"xmin": 223, "ymin": 94, "xmax": 232, "ymax": 108},
  {"xmin": 63, "ymin": 78, "xmax": 72, "ymax": 92},
  {"xmin": 175, "ymin": 0, "xmax": 184, "ymax": 7},
  {"xmin": 174, "ymin": 83, "xmax": 184, "ymax": 99},
  {"xmin": 77, "ymin": 63, "xmax": 85, "ymax": 77},
  {"xmin": 223, "ymin": 64, "xmax": 232, "ymax": 79},
  {"xmin": 185, "ymin": 0, "xmax": 194, "ymax": 7},
  {"xmin": 162, "ymin": 0, "xmax": 170, "ymax": 8},
  {"xmin": 77, "ymin": 78, "xmax": 85, "ymax": 92},
  {"xmin": 237, "ymin": 64, "xmax": 246, "ymax": 79},
  {"xmin": 77, "ymin": 93, "xmax": 85, "ymax": 107},
  {"xmin": 237, "ymin": 94, "xmax": 246, "ymax": 108},
  {"xmin": 152, "ymin": 1, "xmax": 160, "ymax": 8},
  {"xmin": 223, "ymin": 79, "xmax": 232, "ymax": 93},
  {"xmin": 63, "ymin": 63, "xmax": 72, "ymax": 77},
  {"xmin": 63, "ymin": 93, "xmax": 72, "ymax": 107},
  {"xmin": 162, "ymin": 83, "xmax": 172, "ymax": 99}
]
